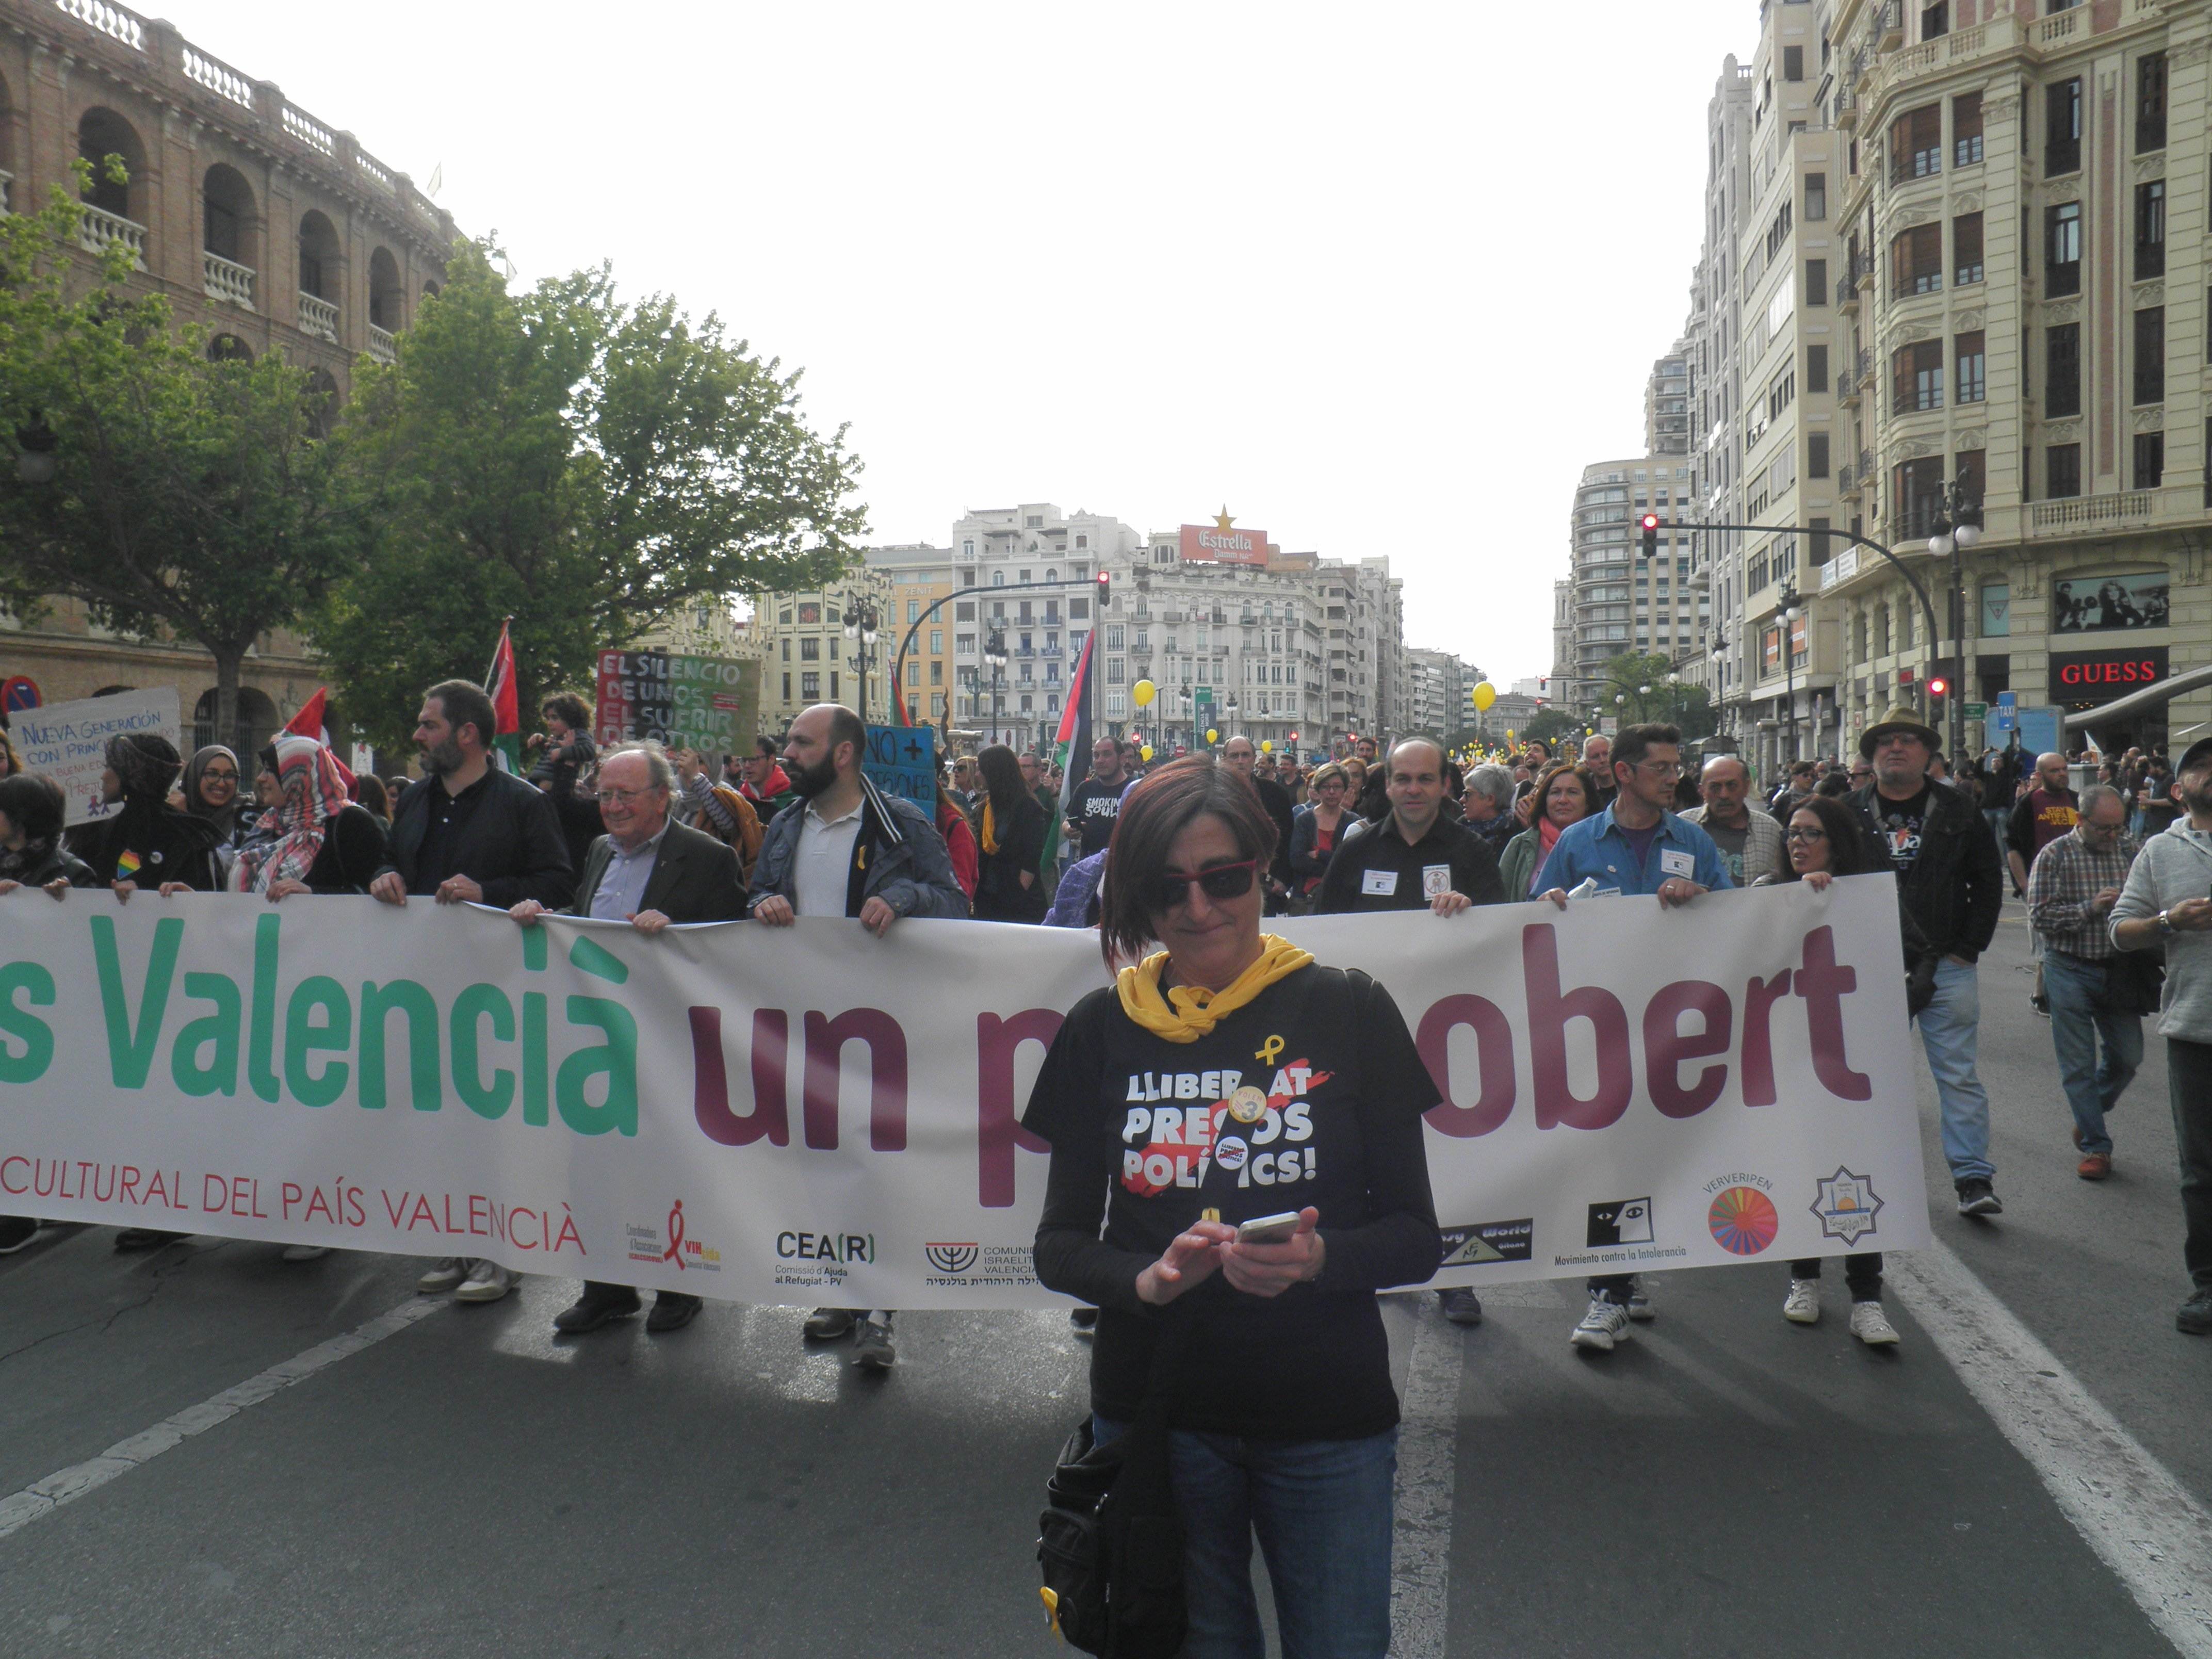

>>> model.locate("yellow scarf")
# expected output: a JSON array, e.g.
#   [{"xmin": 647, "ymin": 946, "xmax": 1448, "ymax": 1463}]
[
  {"xmin": 980, "ymin": 799, "xmax": 999, "ymax": 855},
  {"xmin": 1115, "ymin": 934, "xmax": 1314, "ymax": 1044}
]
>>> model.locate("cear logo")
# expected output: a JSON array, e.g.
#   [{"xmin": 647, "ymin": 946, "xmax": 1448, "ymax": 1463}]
[
  {"xmin": 925, "ymin": 1243, "xmax": 979, "ymax": 1274},
  {"xmin": 777, "ymin": 1231, "xmax": 874, "ymax": 1263}
]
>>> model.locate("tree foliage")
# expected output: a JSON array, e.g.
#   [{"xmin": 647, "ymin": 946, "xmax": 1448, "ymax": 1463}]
[
  {"xmin": 1598, "ymin": 650, "xmax": 1716, "ymax": 738},
  {"xmin": 0, "ymin": 164, "xmax": 360, "ymax": 746},
  {"xmin": 315, "ymin": 245, "xmax": 866, "ymax": 752}
]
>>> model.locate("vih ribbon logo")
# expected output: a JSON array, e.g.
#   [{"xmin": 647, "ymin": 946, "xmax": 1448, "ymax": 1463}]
[{"xmin": 662, "ymin": 1199, "xmax": 687, "ymax": 1267}]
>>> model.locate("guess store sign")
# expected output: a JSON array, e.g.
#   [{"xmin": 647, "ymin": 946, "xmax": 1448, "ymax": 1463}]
[{"xmin": 2048, "ymin": 646, "xmax": 2168, "ymax": 708}]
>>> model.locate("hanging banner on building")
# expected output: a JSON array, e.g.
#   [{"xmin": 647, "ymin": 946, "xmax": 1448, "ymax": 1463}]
[
  {"xmin": 6, "ymin": 687, "xmax": 181, "ymax": 827},
  {"xmin": 593, "ymin": 650, "xmax": 758, "ymax": 758},
  {"xmin": 2052, "ymin": 573, "xmax": 2169, "ymax": 635},
  {"xmin": 0, "ymin": 879, "xmax": 1929, "ymax": 1305}
]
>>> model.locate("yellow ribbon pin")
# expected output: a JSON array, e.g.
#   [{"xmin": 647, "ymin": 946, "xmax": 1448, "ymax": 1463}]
[{"xmin": 1255, "ymin": 1035, "xmax": 1284, "ymax": 1067}]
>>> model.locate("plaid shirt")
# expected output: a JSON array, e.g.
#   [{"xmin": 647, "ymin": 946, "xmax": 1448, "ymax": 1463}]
[{"xmin": 2027, "ymin": 826, "xmax": 2139, "ymax": 960}]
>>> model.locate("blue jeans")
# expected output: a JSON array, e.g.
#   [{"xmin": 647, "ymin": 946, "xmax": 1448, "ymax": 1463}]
[
  {"xmin": 1915, "ymin": 957, "xmax": 1994, "ymax": 1183},
  {"xmin": 2042, "ymin": 951, "xmax": 2142, "ymax": 1157},
  {"xmin": 1983, "ymin": 808, "xmax": 2010, "ymax": 865},
  {"xmin": 1093, "ymin": 1416, "xmax": 1397, "ymax": 1659}
]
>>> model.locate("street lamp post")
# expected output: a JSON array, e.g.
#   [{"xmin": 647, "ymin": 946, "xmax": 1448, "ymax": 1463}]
[
  {"xmin": 1927, "ymin": 478, "xmax": 1983, "ymax": 766},
  {"xmin": 983, "ymin": 630, "xmax": 1007, "ymax": 746},
  {"xmin": 842, "ymin": 600, "xmax": 880, "ymax": 727},
  {"xmin": 1778, "ymin": 584, "xmax": 1801, "ymax": 764}
]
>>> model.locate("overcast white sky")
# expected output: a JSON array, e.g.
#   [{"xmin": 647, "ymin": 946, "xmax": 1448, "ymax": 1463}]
[{"xmin": 199, "ymin": 0, "xmax": 1751, "ymax": 684}]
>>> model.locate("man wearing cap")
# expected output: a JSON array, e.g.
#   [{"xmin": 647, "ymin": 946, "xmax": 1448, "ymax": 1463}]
[
  {"xmin": 1850, "ymin": 706, "xmax": 2007, "ymax": 1217},
  {"xmin": 2111, "ymin": 737, "xmax": 2212, "ymax": 1335}
]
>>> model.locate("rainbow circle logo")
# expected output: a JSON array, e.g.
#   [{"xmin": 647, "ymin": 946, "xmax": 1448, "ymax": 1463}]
[{"xmin": 1707, "ymin": 1186, "xmax": 1779, "ymax": 1256}]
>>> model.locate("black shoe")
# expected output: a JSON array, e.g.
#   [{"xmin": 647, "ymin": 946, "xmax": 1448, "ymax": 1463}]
[
  {"xmin": 1956, "ymin": 1179, "xmax": 2004, "ymax": 1217},
  {"xmin": 647, "ymin": 1292, "xmax": 702, "ymax": 1333},
  {"xmin": 552, "ymin": 1284, "xmax": 642, "ymax": 1333},
  {"xmin": 803, "ymin": 1307, "xmax": 856, "ymax": 1341},
  {"xmin": 851, "ymin": 1317, "xmax": 896, "ymax": 1370},
  {"xmin": 114, "ymin": 1228, "xmax": 184, "ymax": 1252},
  {"xmin": 0, "ymin": 1216, "xmax": 38, "ymax": 1255},
  {"xmin": 1438, "ymin": 1287, "xmax": 1484, "ymax": 1326},
  {"xmin": 2179, "ymin": 1289, "xmax": 2212, "ymax": 1337},
  {"xmin": 1068, "ymin": 1307, "xmax": 1098, "ymax": 1333}
]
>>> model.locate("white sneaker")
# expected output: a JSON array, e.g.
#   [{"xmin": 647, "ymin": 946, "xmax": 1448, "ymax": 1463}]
[
  {"xmin": 1850, "ymin": 1301, "xmax": 1900, "ymax": 1346},
  {"xmin": 453, "ymin": 1260, "xmax": 514, "ymax": 1303},
  {"xmin": 1570, "ymin": 1298, "xmax": 1631, "ymax": 1352},
  {"xmin": 1783, "ymin": 1279, "xmax": 1821, "ymax": 1324},
  {"xmin": 282, "ymin": 1245, "xmax": 333, "ymax": 1263},
  {"xmin": 417, "ymin": 1258, "xmax": 466, "ymax": 1293}
]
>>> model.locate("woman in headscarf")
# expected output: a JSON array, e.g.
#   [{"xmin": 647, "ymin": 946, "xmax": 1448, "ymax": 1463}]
[
  {"xmin": 180, "ymin": 744, "xmax": 248, "ymax": 870},
  {"xmin": 229, "ymin": 735, "xmax": 388, "ymax": 899},
  {"xmin": 69, "ymin": 733, "xmax": 223, "ymax": 894}
]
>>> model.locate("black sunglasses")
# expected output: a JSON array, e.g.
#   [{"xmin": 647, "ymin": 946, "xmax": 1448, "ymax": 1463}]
[{"xmin": 1147, "ymin": 858, "xmax": 1259, "ymax": 913}]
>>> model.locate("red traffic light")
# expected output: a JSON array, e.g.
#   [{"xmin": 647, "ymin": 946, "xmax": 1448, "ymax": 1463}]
[
  {"xmin": 1096, "ymin": 570, "xmax": 1111, "ymax": 601},
  {"xmin": 1638, "ymin": 514, "xmax": 1661, "ymax": 557},
  {"xmin": 1927, "ymin": 677, "xmax": 1949, "ymax": 697}
]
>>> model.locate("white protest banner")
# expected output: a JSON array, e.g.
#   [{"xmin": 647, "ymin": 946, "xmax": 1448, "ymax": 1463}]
[
  {"xmin": 0, "ymin": 876, "xmax": 1929, "ymax": 1305},
  {"xmin": 7, "ymin": 687, "xmax": 182, "ymax": 827}
]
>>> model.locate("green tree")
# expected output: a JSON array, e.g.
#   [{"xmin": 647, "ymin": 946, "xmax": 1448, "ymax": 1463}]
[
  {"xmin": 317, "ymin": 245, "xmax": 866, "ymax": 752},
  {"xmin": 1598, "ymin": 651, "xmax": 1715, "ymax": 738},
  {"xmin": 0, "ymin": 164, "xmax": 360, "ymax": 749},
  {"xmin": 1519, "ymin": 707, "xmax": 1583, "ymax": 746}
]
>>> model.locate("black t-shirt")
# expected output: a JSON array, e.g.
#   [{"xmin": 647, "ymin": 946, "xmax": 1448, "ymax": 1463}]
[
  {"xmin": 1313, "ymin": 816, "xmax": 1506, "ymax": 915},
  {"xmin": 1873, "ymin": 786, "xmax": 1931, "ymax": 873},
  {"xmin": 1022, "ymin": 965, "xmax": 1442, "ymax": 1441},
  {"xmin": 1066, "ymin": 776, "xmax": 1130, "ymax": 857}
]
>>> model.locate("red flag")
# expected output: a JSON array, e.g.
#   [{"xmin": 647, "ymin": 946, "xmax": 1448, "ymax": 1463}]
[
  {"xmin": 484, "ymin": 620, "xmax": 522, "ymax": 771},
  {"xmin": 281, "ymin": 686, "xmax": 354, "ymax": 788}
]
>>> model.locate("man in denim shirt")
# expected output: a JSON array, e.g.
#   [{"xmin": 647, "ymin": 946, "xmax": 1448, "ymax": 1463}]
[{"xmin": 1534, "ymin": 722, "xmax": 1733, "ymax": 1353}]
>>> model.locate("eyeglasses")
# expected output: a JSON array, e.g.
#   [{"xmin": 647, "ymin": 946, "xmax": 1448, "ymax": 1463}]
[
  {"xmin": 201, "ymin": 769, "xmax": 238, "ymax": 784},
  {"xmin": 1785, "ymin": 826, "xmax": 1828, "ymax": 842},
  {"xmin": 594, "ymin": 786, "xmax": 662, "ymax": 807},
  {"xmin": 1634, "ymin": 760, "xmax": 1684, "ymax": 778},
  {"xmin": 1147, "ymin": 858, "xmax": 1260, "ymax": 913}
]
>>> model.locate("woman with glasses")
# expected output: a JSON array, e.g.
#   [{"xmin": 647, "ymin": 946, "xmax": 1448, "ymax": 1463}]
[
  {"xmin": 1286, "ymin": 760, "xmax": 1353, "ymax": 908},
  {"xmin": 1758, "ymin": 793, "xmax": 1929, "ymax": 1346},
  {"xmin": 1024, "ymin": 756, "xmax": 1442, "ymax": 1657},
  {"xmin": 181, "ymin": 745, "xmax": 249, "ymax": 875}
]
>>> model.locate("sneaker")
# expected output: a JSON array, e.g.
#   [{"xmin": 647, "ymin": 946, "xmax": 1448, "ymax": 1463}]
[
  {"xmin": 1850, "ymin": 1301, "xmax": 1901, "ymax": 1346},
  {"xmin": 851, "ymin": 1316, "xmax": 896, "ymax": 1370},
  {"xmin": 281, "ymin": 1245, "xmax": 332, "ymax": 1262},
  {"xmin": 0, "ymin": 1217, "xmax": 38, "ymax": 1255},
  {"xmin": 1068, "ymin": 1308, "xmax": 1098, "ymax": 1333},
  {"xmin": 1625, "ymin": 1286, "xmax": 1656, "ymax": 1322},
  {"xmin": 1570, "ymin": 1298, "xmax": 1631, "ymax": 1353},
  {"xmin": 1956, "ymin": 1179, "xmax": 2004, "ymax": 1217},
  {"xmin": 1783, "ymin": 1279, "xmax": 1821, "ymax": 1324},
  {"xmin": 803, "ymin": 1307, "xmax": 856, "ymax": 1341},
  {"xmin": 1438, "ymin": 1287, "xmax": 1484, "ymax": 1326},
  {"xmin": 453, "ymin": 1261, "xmax": 513, "ymax": 1303},
  {"xmin": 2178, "ymin": 1289, "xmax": 2212, "ymax": 1337},
  {"xmin": 552, "ymin": 1284, "xmax": 641, "ymax": 1333},
  {"xmin": 2077, "ymin": 1152, "xmax": 2112, "ymax": 1181},
  {"xmin": 417, "ymin": 1258, "xmax": 467, "ymax": 1293}
]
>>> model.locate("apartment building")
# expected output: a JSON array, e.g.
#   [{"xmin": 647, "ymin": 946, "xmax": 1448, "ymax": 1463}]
[
  {"xmin": 746, "ymin": 568, "xmax": 897, "ymax": 735},
  {"xmin": 1648, "ymin": 339, "xmax": 1695, "ymax": 455},
  {"xmin": 1566, "ymin": 457, "xmax": 1704, "ymax": 711},
  {"xmin": 861, "ymin": 543, "xmax": 959, "ymax": 726},
  {"xmin": 1821, "ymin": 0, "xmax": 2209, "ymax": 755}
]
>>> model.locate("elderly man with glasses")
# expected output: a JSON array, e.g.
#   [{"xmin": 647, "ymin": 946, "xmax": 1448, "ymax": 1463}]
[{"xmin": 2027, "ymin": 784, "xmax": 2143, "ymax": 1181}]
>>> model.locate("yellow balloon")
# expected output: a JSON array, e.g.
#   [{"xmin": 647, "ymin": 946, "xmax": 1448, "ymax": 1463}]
[
  {"xmin": 1132, "ymin": 679, "xmax": 1157, "ymax": 708},
  {"xmin": 1472, "ymin": 681, "xmax": 1497, "ymax": 712},
  {"xmin": 1260, "ymin": 740, "xmax": 1273, "ymax": 753},
  {"xmin": 1140, "ymin": 744, "xmax": 1154, "ymax": 761},
  {"xmin": 1206, "ymin": 727, "xmax": 1218, "ymax": 744}
]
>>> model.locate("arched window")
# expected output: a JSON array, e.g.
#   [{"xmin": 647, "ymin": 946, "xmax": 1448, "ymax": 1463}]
[
  {"xmin": 297, "ymin": 211, "xmax": 340, "ymax": 300},
  {"xmin": 206, "ymin": 333, "xmax": 252, "ymax": 362},
  {"xmin": 192, "ymin": 687, "xmax": 282, "ymax": 771},
  {"xmin": 202, "ymin": 164, "xmax": 254, "ymax": 265},
  {"xmin": 77, "ymin": 108, "xmax": 144, "ymax": 220},
  {"xmin": 367, "ymin": 247, "xmax": 402, "ymax": 332}
]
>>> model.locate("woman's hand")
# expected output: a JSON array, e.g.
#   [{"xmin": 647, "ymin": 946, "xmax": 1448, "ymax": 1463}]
[
  {"xmin": 1801, "ymin": 870, "xmax": 1834, "ymax": 891},
  {"xmin": 263, "ymin": 879, "xmax": 312, "ymax": 902},
  {"xmin": 1515, "ymin": 790, "xmax": 1538, "ymax": 827},
  {"xmin": 1134, "ymin": 1218, "xmax": 1234, "ymax": 1306},
  {"xmin": 156, "ymin": 882, "xmax": 193, "ymax": 898},
  {"xmin": 1219, "ymin": 1208, "xmax": 1324, "ymax": 1298}
]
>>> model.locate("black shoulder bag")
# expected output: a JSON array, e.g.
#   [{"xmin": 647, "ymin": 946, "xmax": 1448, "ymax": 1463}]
[{"xmin": 1036, "ymin": 1305, "xmax": 1193, "ymax": 1656}]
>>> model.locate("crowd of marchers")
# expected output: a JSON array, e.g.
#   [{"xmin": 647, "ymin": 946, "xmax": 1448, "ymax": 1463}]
[{"xmin": 5, "ymin": 678, "xmax": 2212, "ymax": 1656}]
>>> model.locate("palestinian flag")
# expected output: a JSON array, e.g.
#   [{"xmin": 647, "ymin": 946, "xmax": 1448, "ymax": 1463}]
[
  {"xmin": 484, "ymin": 620, "xmax": 523, "ymax": 773},
  {"xmin": 889, "ymin": 657, "xmax": 912, "ymax": 726},
  {"xmin": 1045, "ymin": 628, "xmax": 1098, "ymax": 881},
  {"xmin": 283, "ymin": 687, "xmax": 355, "ymax": 789}
]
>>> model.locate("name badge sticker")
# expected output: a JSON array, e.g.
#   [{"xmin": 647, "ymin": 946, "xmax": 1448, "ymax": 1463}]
[
  {"xmin": 1361, "ymin": 868, "xmax": 1399, "ymax": 897},
  {"xmin": 1660, "ymin": 848, "xmax": 1695, "ymax": 879},
  {"xmin": 1422, "ymin": 865, "xmax": 1452, "ymax": 899}
]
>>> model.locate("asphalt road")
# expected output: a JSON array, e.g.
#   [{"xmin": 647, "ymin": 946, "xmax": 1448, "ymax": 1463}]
[{"xmin": 0, "ymin": 892, "xmax": 2202, "ymax": 1657}]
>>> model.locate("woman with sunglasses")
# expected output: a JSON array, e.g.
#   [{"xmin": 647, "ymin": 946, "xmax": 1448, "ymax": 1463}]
[
  {"xmin": 1758, "ymin": 792, "xmax": 1929, "ymax": 1346},
  {"xmin": 1024, "ymin": 756, "xmax": 1442, "ymax": 1657}
]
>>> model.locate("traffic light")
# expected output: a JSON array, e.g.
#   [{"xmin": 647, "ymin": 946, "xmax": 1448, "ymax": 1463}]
[
  {"xmin": 1096, "ymin": 570, "xmax": 1111, "ymax": 607},
  {"xmin": 1638, "ymin": 513, "xmax": 1661, "ymax": 558},
  {"xmin": 1927, "ymin": 676, "xmax": 1949, "ymax": 698}
]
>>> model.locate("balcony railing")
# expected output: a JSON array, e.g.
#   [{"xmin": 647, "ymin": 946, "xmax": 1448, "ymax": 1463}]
[
  {"xmin": 297, "ymin": 291, "xmax": 339, "ymax": 343},
  {"xmin": 201, "ymin": 250, "xmax": 253, "ymax": 309},
  {"xmin": 365, "ymin": 324, "xmax": 396, "ymax": 366},
  {"xmin": 76, "ymin": 202, "xmax": 146, "ymax": 267},
  {"xmin": 2029, "ymin": 491, "xmax": 2153, "ymax": 534}
]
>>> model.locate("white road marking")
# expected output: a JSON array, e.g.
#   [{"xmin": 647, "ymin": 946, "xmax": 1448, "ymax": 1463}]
[
  {"xmin": 0, "ymin": 1295, "xmax": 444, "ymax": 1541},
  {"xmin": 1389, "ymin": 1297, "xmax": 1464, "ymax": 1659},
  {"xmin": 1891, "ymin": 1240, "xmax": 2212, "ymax": 1656}
]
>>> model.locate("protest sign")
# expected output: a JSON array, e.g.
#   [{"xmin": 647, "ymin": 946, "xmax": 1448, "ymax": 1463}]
[
  {"xmin": 864, "ymin": 724, "xmax": 937, "ymax": 808},
  {"xmin": 593, "ymin": 650, "xmax": 758, "ymax": 758},
  {"xmin": 0, "ymin": 877, "xmax": 1930, "ymax": 1305},
  {"xmin": 7, "ymin": 687, "xmax": 182, "ymax": 826}
]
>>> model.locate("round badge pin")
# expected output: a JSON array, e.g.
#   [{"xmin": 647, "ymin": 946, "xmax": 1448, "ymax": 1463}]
[{"xmin": 1228, "ymin": 1086, "xmax": 1268, "ymax": 1124}]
